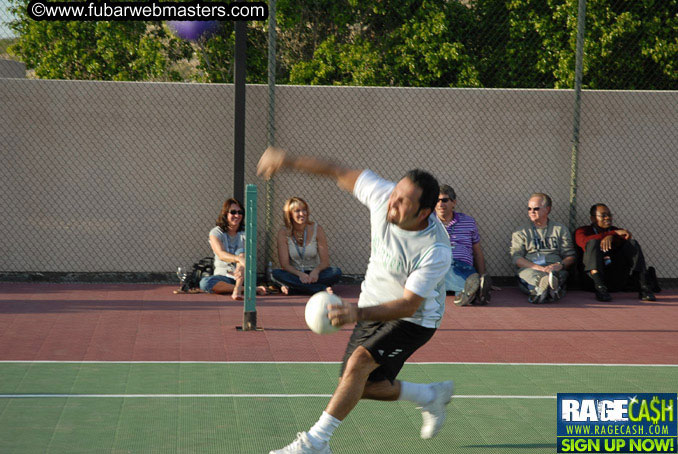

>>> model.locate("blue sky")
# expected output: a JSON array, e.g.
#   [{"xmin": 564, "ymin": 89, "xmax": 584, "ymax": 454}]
[{"xmin": 1, "ymin": 0, "xmax": 15, "ymax": 39}]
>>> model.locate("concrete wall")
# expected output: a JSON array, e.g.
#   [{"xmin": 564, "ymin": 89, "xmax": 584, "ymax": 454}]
[
  {"xmin": 1, "ymin": 79, "xmax": 676, "ymax": 277},
  {"xmin": 0, "ymin": 59, "xmax": 25, "ymax": 78}
]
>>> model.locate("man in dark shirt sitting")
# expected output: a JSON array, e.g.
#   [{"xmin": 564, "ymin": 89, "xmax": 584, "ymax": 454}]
[{"xmin": 574, "ymin": 203, "xmax": 656, "ymax": 302}]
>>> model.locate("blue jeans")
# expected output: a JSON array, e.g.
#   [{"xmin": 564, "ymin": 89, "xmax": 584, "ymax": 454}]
[
  {"xmin": 271, "ymin": 267, "xmax": 342, "ymax": 295},
  {"xmin": 200, "ymin": 275, "xmax": 236, "ymax": 293},
  {"xmin": 444, "ymin": 261, "xmax": 477, "ymax": 292}
]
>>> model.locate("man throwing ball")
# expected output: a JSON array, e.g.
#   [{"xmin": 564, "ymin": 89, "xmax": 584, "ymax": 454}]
[{"xmin": 258, "ymin": 147, "xmax": 453, "ymax": 454}]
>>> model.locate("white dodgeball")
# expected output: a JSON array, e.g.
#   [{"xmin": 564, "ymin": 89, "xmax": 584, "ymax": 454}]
[{"xmin": 305, "ymin": 291, "xmax": 344, "ymax": 334}]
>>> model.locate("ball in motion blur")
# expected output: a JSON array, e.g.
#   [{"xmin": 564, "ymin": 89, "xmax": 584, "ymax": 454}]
[
  {"xmin": 305, "ymin": 291, "xmax": 343, "ymax": 335},
  {"xmin": 166, "ymin": 21, "xmax": 221, "ymax": 41}
]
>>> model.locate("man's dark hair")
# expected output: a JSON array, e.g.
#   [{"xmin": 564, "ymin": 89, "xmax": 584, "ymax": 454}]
[
  {"xmin": 404, "ymin": 169, "xmax": 440, "ymax": 213},
  {"xmin": 590, "ymin": 203, "xmax": 609, "ymax": 216},
  {"xmin": 439, "ymin": 184, "xmax": 456, "ymax": 201}
]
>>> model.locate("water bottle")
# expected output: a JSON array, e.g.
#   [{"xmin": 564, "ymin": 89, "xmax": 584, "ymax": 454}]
[
  {"xmin": 177, "ymin": 266, "xmax": 187, "ymax": 283},
  {"xmin": 177, "ymin": 266, "xmax": 189, "ymax": 292},
  {"xmin": 266, "ymin": 261, "xmax": 273, "ymax": 284}
]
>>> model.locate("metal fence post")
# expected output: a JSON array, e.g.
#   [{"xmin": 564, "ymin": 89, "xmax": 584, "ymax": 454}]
[
  {"xmin": 263, "ymin": 0, "xmax": 277, "ymax": 277},
  {"xmin": 243, "ymin": 184, "xmax": 258, "ymax": 330},
  {"xmin": 569, "ymin": 0, "xmax": 586, "ymax": 233},
  {"xmin": 234, "ymin": 21, "xmax": 247, "ymax": 204}
]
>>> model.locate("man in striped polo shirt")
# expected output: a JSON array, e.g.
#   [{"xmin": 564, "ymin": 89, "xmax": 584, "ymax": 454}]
[{"xmin": 436, "ymin": 185, "xmax": 491, "ymax": 306}]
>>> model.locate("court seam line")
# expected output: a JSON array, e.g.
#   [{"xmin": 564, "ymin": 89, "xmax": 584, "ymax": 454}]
[
  {"xmin": 0, "ymin": 394, "xmax": 557, "ymax": 399},
  {"xmin": 0, "ymin": 361, "xmax": 676, "ymax": 366}
]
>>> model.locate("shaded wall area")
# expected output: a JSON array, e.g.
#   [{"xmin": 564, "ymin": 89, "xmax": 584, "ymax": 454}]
[
  {"xmin": 0, "ymin": 59, "xmax": 25, "ymax": 78},
  {"xmin": 1, "ymin": 79, "xmax": 676, "ymax": 278}
]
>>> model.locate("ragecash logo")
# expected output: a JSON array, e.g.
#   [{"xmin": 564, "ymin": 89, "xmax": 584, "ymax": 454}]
[{"xmin": 557, "ymin": 393, "xmax": 677, "ymax": 453}]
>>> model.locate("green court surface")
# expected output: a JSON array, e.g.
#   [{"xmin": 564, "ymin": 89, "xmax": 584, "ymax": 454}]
[{"xmin": 0, "ymin": 362, "xmax": 675, "ymax": 453}]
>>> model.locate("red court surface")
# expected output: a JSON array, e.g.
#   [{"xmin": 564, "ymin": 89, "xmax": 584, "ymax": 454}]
[{"xmin": 0, "ymin": 282, "xmax": 676, "ymax": 364}]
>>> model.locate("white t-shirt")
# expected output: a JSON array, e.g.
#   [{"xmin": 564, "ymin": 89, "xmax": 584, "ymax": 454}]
[
  {"xmin": 353, "ymin": 170, "xmax": 451, "ymax": 328},
  {"xmin": 209, "ymin": 226, "xmax": 245, "ymax": 279},
  {"xmin": 286, "ymin": 223, "xmax": 320, "ymax": 271}
]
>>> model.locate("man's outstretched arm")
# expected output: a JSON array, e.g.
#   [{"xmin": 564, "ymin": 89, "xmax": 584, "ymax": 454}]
[{"xmin": 257, "ymin": 146, "xmax": 363, "ymax": 193}]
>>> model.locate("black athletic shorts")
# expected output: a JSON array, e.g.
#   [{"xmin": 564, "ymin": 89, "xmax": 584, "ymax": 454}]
[{"xmin": 340, "ymin": 319, "xmax": 436, "ymax": 384}]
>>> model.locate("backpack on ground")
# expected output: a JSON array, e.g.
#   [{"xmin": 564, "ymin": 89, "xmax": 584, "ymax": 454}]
[{"xmin": 180, "ymin": 256, "xmax": 214, "ymax": 292}]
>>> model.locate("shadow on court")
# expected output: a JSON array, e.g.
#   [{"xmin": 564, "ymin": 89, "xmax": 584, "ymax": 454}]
[{"xmin": 1, "ymin": 282, "xmax": 677, "ymax": 364}]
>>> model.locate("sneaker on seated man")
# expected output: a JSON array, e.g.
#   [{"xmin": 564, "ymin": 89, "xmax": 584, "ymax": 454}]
[
  {"xmin": 575, "ymin": 203, "xmax": 656, "ymax": 302},
  {"xmin": 435, "ymin": 185, "xmax": 492, "ymax": 306},
  {"xmin": 510, "ymin": 193, "xmax": 576, "ymax": 304}
]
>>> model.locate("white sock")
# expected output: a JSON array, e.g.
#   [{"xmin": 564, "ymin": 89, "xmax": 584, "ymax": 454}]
[
  {"xmin": 307, "ymin": 411, "xmax": 341, "ymax": 447},
  {"xmin": 398, "ymin": 381, "xmax": 435, "ymax": 406}
]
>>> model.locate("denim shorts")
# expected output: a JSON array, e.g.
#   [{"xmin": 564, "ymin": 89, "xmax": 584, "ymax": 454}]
[
  {"xmin": 199, "ymin": 274, "xmax": 236, "ymax": 293},
  {"xmin": 444, "ymin": 260, "xmax": 477, "ymax": 292}
]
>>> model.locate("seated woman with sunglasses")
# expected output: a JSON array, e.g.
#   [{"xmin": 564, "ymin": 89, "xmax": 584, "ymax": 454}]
[
  {"xmin": 271, "ymin": 197, "xmax": 342, "ymax": 295},
  {"xmin": 199, "ymin": 198, "xmax": 267, "ymax": 299}
]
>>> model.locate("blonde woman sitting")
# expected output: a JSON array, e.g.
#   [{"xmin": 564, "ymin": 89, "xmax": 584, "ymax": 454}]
[{"xmin": 271, "ymin": 197, "xmax": 342, "ymax": 295}]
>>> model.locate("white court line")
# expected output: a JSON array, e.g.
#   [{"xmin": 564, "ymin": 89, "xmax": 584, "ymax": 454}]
[
  {"xmin": 0, "ymin": 361, "xmax": 676, "ymax": 366},
  {"xmin": 0, "ymin": 394, "xmax": 556, "ymax": 399}
]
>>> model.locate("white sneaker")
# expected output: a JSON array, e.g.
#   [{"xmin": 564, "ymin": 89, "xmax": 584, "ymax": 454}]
[
  {"xmin": 420, "ymin": 380, "xmax": 454, "ymax": 439},
  {"xmin": 548, "ymin": 271, "xmax": 561, "ymax": 302},
  {"xmin": 477, "ymin": 274, "xmax": 492, "ymax": 305},
  {"xmin": 454, "ymin": 274, "xmax": 480, "ymax": 306},
  {"xmin": 269, "ymin": 432, "xmax": 332, "ymax": 454},
  {"xmin": 529, "ymin": 275, "xmax": 550, "ymax": 304}
]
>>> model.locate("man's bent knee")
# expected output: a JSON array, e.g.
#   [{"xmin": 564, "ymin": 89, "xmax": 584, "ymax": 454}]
[
  {"xmin": 585, "ymin": 239, "xmax": 601, "ymax": 254},
  {"xmin": 627, "ymin": 239, "xmax": 640, "ymax": 251},
  {"xmin": 342, "ymin": 346, "xmax": 379, "ymax": 379}
]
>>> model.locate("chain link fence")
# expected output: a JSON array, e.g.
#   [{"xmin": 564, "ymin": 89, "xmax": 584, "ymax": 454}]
[
  {"xmin": 1, "ymin": 1, "xmax": 677, "ymax": 282},
  {"xmin": 0, "ymin": 0, "xmax": 14, "ymax": 61},
  {"xmin": 1, "ymin": 79, "xmax": 241, "ymax": 274}
]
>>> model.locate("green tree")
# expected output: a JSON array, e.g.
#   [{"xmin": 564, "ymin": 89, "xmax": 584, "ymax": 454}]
[
  {"xmin": 575, "ymin": 0, "xmax": 678, "ymax": 89},
  {"xmin": 7, "ymin": 0, "xmax": 677, "ymax": 89},
  {"xmin": 386, "ymin": 2, "xmax": 480, "ymax": 87},
  {"xmin": 287, "ymin": 0, "xmax": 480, "ymax": 87},
  {"xmin": 473, "ymin": 0, "xmax": 678, "ymax": 89},
  {"xmin": 7, "ymin": 0, "xmax": 270, "ymax": 83},
  {"xmin": 275, "ymin": 0, "xmax": 355, "ymax": 82},
  {"xmin": 470, "ymin": 0, "xmax": 565, "ymax": 88},
  {"xmin": 8, "ymin": 0, "xmax": 192, "ymax": 81},
  {"xmin": 193, "ymin": 22, "xmax": 269, "ymax": 84}
]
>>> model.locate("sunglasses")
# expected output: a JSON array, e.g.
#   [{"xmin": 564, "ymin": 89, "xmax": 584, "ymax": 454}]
[
  {"xmin": 527, "ymin": 207, "xmax": 541, "ymax": 212},
  {"xmin": 229, "ymin": 210, "xmax": 244, "ymax": 215},
  {"xmin": 438, "ymin": 198, "xmax": 451, "ymax": 203}
]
